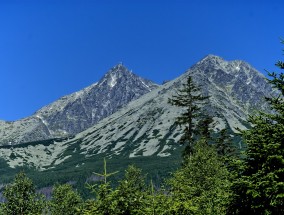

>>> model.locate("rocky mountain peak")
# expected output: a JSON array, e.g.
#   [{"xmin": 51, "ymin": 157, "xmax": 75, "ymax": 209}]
[
  {"xmin": 0, "ymin": 64, "xmax": 159, "ymax": 145},
  {"xmin": 99, "ymin": 63, "xmax": 133, "ymax": 88},
  {"xmin": 0, "ymin": 56, "xmax": 273, "ymax": 146},
  {"xmin": 0, "ymin": 56, "xmax": 277, "ymax": 171},
  {"xmin": 107, "ymin": 63, "xmax": 129, "ymax": 75},
  {"xmin": 196, "ymin": 54, "xmax": 225, "ymax": 68},
  {"xmin": 98, "ymin": 64, "xmax": 158, "ymax": 91},
  {"xmin": 193, "ymin": 54, "xmax": 262, "ymax": 78},
  {"xmin": 186, "ymin": 55, "xmax": 272, "ymax": 119},
  {"xmin": 201, "ymin": 54, "xmax": 224, "ymax": 62}
]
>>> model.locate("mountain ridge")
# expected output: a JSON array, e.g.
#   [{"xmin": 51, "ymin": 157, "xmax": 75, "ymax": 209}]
[
  {"xmin": 0, "ymin": 64, "xmax": 158, "ymax": 145},
  {"xmin": 0, "ymin": 55, "xmax": 275, "ymax": 171}
]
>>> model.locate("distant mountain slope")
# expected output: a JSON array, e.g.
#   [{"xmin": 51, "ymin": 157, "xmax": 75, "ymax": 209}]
[
  {"xmin": 0, "ymin": 64, "xmax": 158, "ymax": 145},
  {"xmin": 0, "ymin": 55, "xmax": 275, "ymax": 171}
]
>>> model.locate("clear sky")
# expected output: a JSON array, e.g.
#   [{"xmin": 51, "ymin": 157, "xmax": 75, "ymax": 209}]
[{"xmin": 0, "ymin": 0, "xmax": 283, "ymax": 121}]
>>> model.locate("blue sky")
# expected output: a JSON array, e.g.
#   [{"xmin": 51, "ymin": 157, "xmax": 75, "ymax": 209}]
[{"xmin": 0, "ymin": 0, "xmax": 283, "ymax": 121}]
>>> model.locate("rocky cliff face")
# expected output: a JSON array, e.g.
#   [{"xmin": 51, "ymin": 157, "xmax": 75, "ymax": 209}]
[
  {"xmin": 187, "ymin": 55, "xmax": 274, "ymax": 132},
  {"xmin": 192, "ymin": 55, "xmax": 273, "ymax": 111},
  {"xmin": 0, "ymin": 64, "xmax": 158, "ymax": 145},
  {"xmin": 0, "ymin": 55, "xmax": 275, "ymax": 170},
  {"xmin": 63, "ymin": 55, "xmax": 273, "ymax": 159}
]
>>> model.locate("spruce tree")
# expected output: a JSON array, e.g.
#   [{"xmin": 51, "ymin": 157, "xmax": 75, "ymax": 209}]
[
  {"xmin": 168, "ymin": 139, "xmax": 232, "ymax": 214},
  {"xmin": 113, "ymin": 165, "xmax": 146, "ymax": 214},
  {"xmin": 229, "ymin": 41, "xmax": 284, "ymax": 214},
  {"xmin": 215, "ymin": 128, "xmax": 238, "ymax": 158},
  {"xmin": 168, "ymin": 76, "xmax": 209, "ymax": 157},
  {"xmin": 1, "ymin": 172, "xmax": 45, "ymax": 215},
  {"xmin": 196, "ymin": 115, "xmax": 214, "ymax": 144},
  {"xmin": 81, "ymin": 158, "xmax": 118, "ymax": 215},
  {"xmin": 49, "ymin": 183, "xmax": 82, "ymax": 215}
]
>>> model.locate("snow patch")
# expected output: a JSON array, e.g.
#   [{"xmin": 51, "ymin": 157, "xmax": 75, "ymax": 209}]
[
  {"xmin": 109, "ymin": 75, "xmax": 117, "ymax": 88},
  {"xmin": 36, "ymin": 115, "xmax": 48, "ymax": 127},
  {"xmin": 141, "ymin": 80, "xmax": 151, "ymax": 90},
  {"xmin": 246, "ymin": 76, "xmax": 252, "ymax": 85}
]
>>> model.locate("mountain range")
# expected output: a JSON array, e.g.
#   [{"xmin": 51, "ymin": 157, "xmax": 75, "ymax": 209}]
[{"xmin": 0, "ymin": 55, "xmax": 275, "ymax": 175}]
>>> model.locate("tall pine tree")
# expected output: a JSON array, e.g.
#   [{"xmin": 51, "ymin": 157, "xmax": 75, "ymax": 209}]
[
  {"xmin": 168, "ymin": 76, "xmax": 209, "ymax": 157},
  {"xmin": 229, "ymin": 41, "xmax": 284, "ymax": 214}
]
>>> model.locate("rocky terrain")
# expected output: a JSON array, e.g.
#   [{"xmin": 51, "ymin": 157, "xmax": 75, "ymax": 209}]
[
  {"xmin": 0, "ymin": 55, "xmax": 275, "ymax": 170},
  {"xmin": 0, "ymin": 64, "xmax": 158, "ymax": 145}
]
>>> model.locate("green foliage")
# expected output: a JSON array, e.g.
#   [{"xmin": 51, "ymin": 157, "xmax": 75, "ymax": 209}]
[
  {"xmin": 229, "ymin": 42, "xmax": 284, "ymax": 214},
  {"xmin": 168, "ymin": 76, "xmax": 209, "ymax": 157},
  {"xmin": 195, "ymin": 115, "xmax": 214, "ymax": 143},
  {"xmin": 81, "ymin": 164, "xmax": 147, "ymax": 215},
  {"xmin": 49, "ymin": 183, "xmax": 83, "ymax": 215},
  {"xmin": 1, "ymin": 172, "xmax": 45, "ymax": 215},
  {"xmin": 92, "ymin": 158, "xmax": 119, "ymax": 184},
  {"xmin": 113, "ymin": 165, "xmax": 146, "ymax": 214},
  {"xmin": 80, "ymin": 162, "xmax": 178, "ymax": 215},
  {"xmin": 141, "ymin": 181, "xmax": 172, "ymax": 215},
  {"xmin": 215, "ymin": 128, "xmax": 239, "ymax": 159},
  {"xmin": 168, "ymin": 139, "xmax": 232, "ymax": 214},
  {"xmin": 81, "ymin": 182, "xmax": 116, "ymax": 215},
  {"xmin": 80, "ymin": 158, "xmax": 119, "ymax": 214}
]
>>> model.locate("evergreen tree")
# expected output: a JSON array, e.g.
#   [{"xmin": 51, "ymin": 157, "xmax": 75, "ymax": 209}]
[
  {"xmin": 142, "ymin": 181, "xmax": 171, "ymax": 215},
  {"xmin": 168, "ymin": 76, "xmax": 209, "ymax": 157},
  {"xmin": 229, "ymin": 41, "xmax": 284, "ymax": 214},
  {"xmin": 168, "ymin": 139, "xmax": 232, "ymax": 214},
  {"xmin": 82, "ymin": 182, "xmax": 116, "ymax": 215},
  {"xmin": 196, "ymin": 114, "xmax": 214, "ymax": 144},
  {"xmin": 113, "ymin": 165, "xmax": 146, "ymax": 214},
  {"xmin": 49, "ymin": 183, "xmax": 82, "ymax": 215},
  {"xmin": 80, "ymin": 158, "xmax": 118, "ymax": 215},
  {"xmin": 215, "ymin": 128, "xmax": 238, "ymax": 158},
  {"xmin": 1, "ymin": 172, "xmax": 45, "ymax": 215}
]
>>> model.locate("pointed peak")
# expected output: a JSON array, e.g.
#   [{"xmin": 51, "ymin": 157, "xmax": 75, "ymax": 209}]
[
  {"xmin": 193, "ymin": 54, "xmax": 229, "ymax": 70},
  {"xmin": 113, "ymin": 62, "xmax": 127, "ymax": 69},
  {"xmin": 98, "ymin": 63, "xmax": 134, "ymax": 88},
  {"xmin": 98, "ymin": 63, "xmax": 158, "ymax": 89},
  {"xmin": 199, "ymin": 55, "xmax": 250, "ymax": 67},
  {"xmin": 108, "ymin": 62, "xmax": 132, "ymax": 75},
  {"xmin": 200, "ymin": 54, "xmax": 225, "ymax": 62}
]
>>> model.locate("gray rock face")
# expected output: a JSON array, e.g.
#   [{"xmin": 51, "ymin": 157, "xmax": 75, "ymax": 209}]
[
  {"xmin": 0, "ymin": 55, "xmax": 275, "ymax": 148},
  {"xmin": 193, "ymin": 55, "xmax": 273, "ymax": 109},
  {"xmin": 0, "ymin": 55, "xmax": 276, "ymax": 169},
  {"xmin": 35, "ymin": 63, "xmax": 158, "ymax": 135},
  {"xmin": 0, "ymin": 64, "xmax": 158, "ymax": 145}
]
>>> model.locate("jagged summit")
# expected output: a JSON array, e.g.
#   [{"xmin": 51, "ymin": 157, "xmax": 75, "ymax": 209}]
[
  {"xmin": 0, "ymin": 55, "xmax": 277, "ymax": 171},
  {"xmin": 98, "ymin": 63, "xmax": 157, "ymax": 90},
  {"xmin": 197, "ymin": 54, "xmax": 230, "ymax": 68},
  {"xmin": 0, "ymin": 56, "xmax": 272, "ymax": 145},
  {"xmin": 194, "ymin": 54, "xmax": 262, "ymax": 78},
  {"xmin": 106, "ymin": 63, "xmax": 129, "ymax": 74},
  {"xmin": 0, "ymin": 65, "xmax": 159, "ymax": 144},
  {"xmin": 201, "ymin": 54, "xmax": 224, "ymax": 61},
  {"xmin": 99, "ymin": 64, "xmax": 133, "ymax": 88},
  {"xmin": 198, "ymin": 54, "xmax": 247, "ymax": 66},
  {"xmin": 113, "ymin": 62, "xmax": 126, "ymax": 69},
  {"xmin": 185, "ymin": 55, "xmax": 271, "ymax": 118}
]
